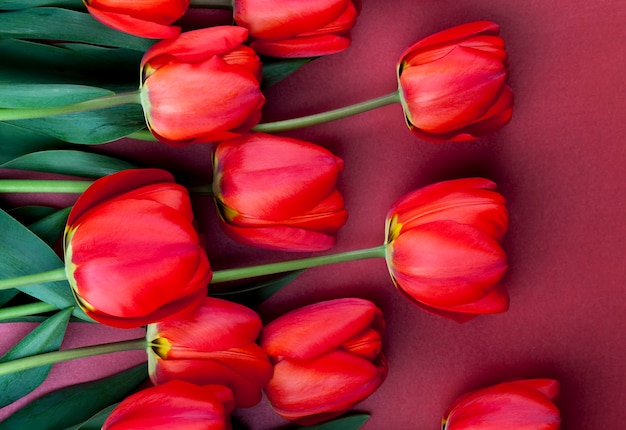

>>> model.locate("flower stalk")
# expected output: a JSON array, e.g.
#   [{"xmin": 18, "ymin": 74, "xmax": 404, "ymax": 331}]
[{"xmin": 0, "ymin": 302, "xmax": 59, "ymax": 321}]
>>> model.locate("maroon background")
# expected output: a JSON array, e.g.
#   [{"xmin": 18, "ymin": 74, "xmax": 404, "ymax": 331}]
[{"xmin": 1, "ymin": 0, "xmax": 625, "ymax": 428}]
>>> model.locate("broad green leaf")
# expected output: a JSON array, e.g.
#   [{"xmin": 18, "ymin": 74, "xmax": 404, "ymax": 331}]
[
  {"xmin": 0, "ymin": 122, "xmax": 68, "ymax": 164},
  {"xmin": 0, "ymin": 0, "xmax": 82, "ymax": 9},
  {"xmin": 0, "ymin": 208, "xmax": 89, "ymax": 321},
  {"xmin": 27, "ymin": 207, "xmax": 72, "ymax": 247},
  {"xmin": 0, "ymin": 84, "xmax": 113, "ymax": 108},
  {"xmin": 261, "ymin": 58, "xmax": 314, "ymax": 88},
  {"xmin": 0, "ymin": 290, "xmax": 18, "ymax": 307},
  {"xmin": 62, "ymin": 403, "xmax": 118, "ymax": 430},
  {"xmin": 0, "ymin": 363, "xmax": 148, "ymax": 430},
  {"xmin": 7, "ymin": 206, "xmax": 59, "ymax": 224},
  {"xmin": 0, "ymin": 150, "xmax": 136, "ymax": 177},
  {"xmin": 0, "ymin": 307, "xmax": 73, "ymax": 407},
  {"xmin": 211, "ymin": 270, "xmax": 303, "ymax": 308},
  {"xmin": 6, "ymin": 104, "xmax": 146, "ymax": 144},
  {"xmin": 0, "ymin": 8, "xmax": 154, "ymax": 51},
  {"xmin": 299, "ymin": 414, "xmax": 371, "ymax": 430}
]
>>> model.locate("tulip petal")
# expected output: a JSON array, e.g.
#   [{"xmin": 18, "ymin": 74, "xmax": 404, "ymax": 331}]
[
  {"xmin": 84, "ymin": 4, "xmax": 181, "ymax": 39},
  {"xmin": 251, "ymin": 34, "xmax": 352, "ymax": 58}
]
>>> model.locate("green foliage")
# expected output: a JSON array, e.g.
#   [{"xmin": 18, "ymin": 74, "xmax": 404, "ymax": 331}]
[
  {"xmin": 0, "ymin": 364, "xmax": 147, "ymax": 430},
  {"xmin": 211, "ymin": 270, "xmax": 304, "ymax": 308},
  {"xmin": 299, "ymin": 414, "xmax": 371, "ymax": 430},
  {"xmin": 0, "ymin": 307, "xmax": 72, "ymax": 407}
]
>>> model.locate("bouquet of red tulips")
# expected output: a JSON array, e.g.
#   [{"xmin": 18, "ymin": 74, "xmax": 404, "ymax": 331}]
[{"xmin": 0, "ymin": 1, "xmax": 561, "ymax": 429}]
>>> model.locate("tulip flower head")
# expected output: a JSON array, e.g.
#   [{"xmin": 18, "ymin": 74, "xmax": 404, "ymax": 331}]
[
  {"xmin": 213, "ymin": 132, "xmax": 348, "ymax": 251},
  {"xmin": 140, "ymin": 26, "xmax": 265, "ymax": 147},
  {"xmin": 442, "ymin": 379, "xmax": 561, "ymax": 429},
  {"xmin": 260, "ymin": 298, "xmax": 387, "ymax": 425},
  {"xmin": 397, "ymin": 21, "xmax": 513, "ymax": 142},
  {"xmin": 234, "ymin": 0, "xmax": 361, "ymax": 58},
  {"xmin": 84, "ymin": 0, "xmax": 189, "ymax": 39},
  {"xmin": 63, "ymin": 169, "xmax": 211, "ymax": 328},
  {"xmin": 384, "ymin": 178, "xmax": 509, "ymax": 322},
  {"xmin": 102, "ymin": 380, "xmax": 234, "ymax": 430},
  {"xmin": 146, "ymin": 297, "xmax": 273, "ymax": 408}
]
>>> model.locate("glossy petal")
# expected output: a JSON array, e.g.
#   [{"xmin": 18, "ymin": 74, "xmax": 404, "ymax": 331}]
[
  {"xmin": 103, "ymin": 381, "xmax": 233, "ymax": 430},
  {"xmin": 84, "ymin": 4, "xmax": 181, "ymax": 39}
]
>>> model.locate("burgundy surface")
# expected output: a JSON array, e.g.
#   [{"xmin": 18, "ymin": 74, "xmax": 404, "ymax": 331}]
[{"xmin": 1, "ymin": 1, "xmax": 624, "ymax": 428}]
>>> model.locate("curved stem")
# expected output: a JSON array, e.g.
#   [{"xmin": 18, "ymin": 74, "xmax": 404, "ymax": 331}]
[
  {"xmin": 0, "ymin": 179, "xmax": 92, "ymax": 194},
  {"xmin": 0, "ymin": 302, "xmax": 59, "ymax": 321},
  {"xmin": 0, "ymin": 338, "xmax": 147, "ymax": 377},
  {"xmin": 0, "ymin": 268, "xmax": 68, "ymax": 291},
  {"xmin": 189, "ymin": 0, "xmax": 233, "ymax": 9},
  {"xmin": 0, "ymin": 91, "xmax": 141, "ymax": 121},
  {"xmin": 253, "ymin": 90, "xmax": 401, "ymax": 133},
  {"xmin": 210, "ymin": 245, "xmax": 387, "ymax": 283}
]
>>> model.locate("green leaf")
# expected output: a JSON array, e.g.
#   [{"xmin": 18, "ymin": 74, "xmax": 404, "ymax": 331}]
[
  {"xmin": 211, "ymin": 270, "xmax": 303, "ymax": 308},
  {"xmin": 0, "ymin": 208, "xmax": 88, "ymax": 321},
  {"xmin": 0, "ymin": 290, "xmax": 19, "ymax": 307},
  {"xmin": 0, "ymin": 307, "xmax": 73, "ymax": 407},
  {"xmin": 299, "ymin": 414, "xmax": 371, "ymax": 430},
  {"xmin": 61, "ymin": 403, "xmax": 118, "ymax": 430},
  {"xmin": 6, "ymin": 104, "xmax": 146, "ymax": 144},
  {"xmin": 0, "ymin": 363, "xmax": 148, "ymax": 430},
  {"xmin": 261, "ymin": 58, "xmax": 314, "ymax": 88},
  {"xmin": 0, "ymin": 84, "xmax": 113, "ymax": 108},
  {"xmin": 0, "ymin": 150, "xmax": 136, "ymax": 177},
  {"xmin": 0, "ymin": 8, "xmax": 154, "ymax": 51},
  {"xmin": 7, "ymin": 206, "xmax": 59, "ymax": 224},
  {"xmin": 0, "ymin": 122, "xmax": 69, "ymax": 164},
  {"xmin": 27, "ymin": 207, "xmax": 72, "ymax": 247},
  {"xmin": 0, "ymin": 0, "xmax": 82, "ymax": 9}
]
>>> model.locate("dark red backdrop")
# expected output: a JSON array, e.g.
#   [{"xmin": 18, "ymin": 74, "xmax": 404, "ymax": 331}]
[{"xmin": 1, "ymin": 1, "xmax": 624, "ymax": 428}]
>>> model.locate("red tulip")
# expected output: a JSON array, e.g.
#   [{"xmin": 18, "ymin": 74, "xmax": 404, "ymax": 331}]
[
  {"xmin": 384, "ymin": 178, "xmax": 509, "ymax": 322},
  {"xmin": 213, "ymin": 132, "xmax": 348, "ymax": 251},
  {"xmin": 397, "ymin": 21, "xmax": 513, "ymax": 142},
  {"xmin": 63, "ymin": 169, "xmax": 211, "ymax": 328},
  {"xmin": 83, "ymin": 0, "xmax": 188, "ymax": 39},
  {"xmin": 140, "ymin": 26, "xmax": 265, "ymax": 146},
  {"xmin": 102, "ymin": 380, "xmax": 234, "ymax": 430},
  {"xmin": 146, "ymin": 297, "xmax": 273, "ymax": 408},
  {"xmin": 442, "ymin": 379, "xmax": 561, "ymax": 429},
  {"xmin": 234, "ymin": 0, "xmax": 360, "ymax": 58},
  {"xmin": 260, "ymin": 298, "xmax": 387, "ymax": 425}
]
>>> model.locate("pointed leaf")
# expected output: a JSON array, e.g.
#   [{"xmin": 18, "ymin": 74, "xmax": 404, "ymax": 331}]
[
  {"xmin": 0, "ymin": 208, "xmax": 89, "ymax": 321},
  {"xmin": 61, "ymin": 403, "xmax": 119, "ymax": 430},
  {"xmin": 0, "ymin": 84, "xmax": 113, "ymax": 108},
  {"xmin": 299, "ymin": 414, "xmax": 370, "ymax": 430},
  {"xmin": 0, "ymin": 122, "xmax": 68, "ymax": 164},
  {"xmin": 211, "ymin": 270, "xmax": 303, "ymax": 308},
  {"xmin": 0, "ymin": 0, "xmax": 82, "ymax": 9},
  {"xmin": 0, "ymin": 364, "xmax": 147, "ymax": 430},
  {"xmin": 261, "ymin": 58, "xmax": 313, "ymax": 88},
  {"xmin": 0, "ymin": 150, "xmax": 136, "ymax": 177},
  {"xmin": 8, "ymin": 206, "xmax": 59, "ymax": 224},
  {"xmin": 27, "ymin": 207, "xmax": 72, "ymax": 246},
  {"xmin": 7, "ymin": 104, "xmax": 146, "ymax": 144},
  {"xmin": 0, "ymin": 8, "xmax": 154, "ymax": 51},
  {"xmin": 0, "ymin": 307, "xmax": 73, "ymax": 407}
]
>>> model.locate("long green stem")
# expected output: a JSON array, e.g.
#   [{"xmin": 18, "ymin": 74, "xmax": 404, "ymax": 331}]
[
  {"xmin": 189, "ymin": 0, "xmax": 233, "ymax": 9},
  {"xmin": 210, "ymin": 245, "xmax": 387, "ymax": 283},
  {"xmin": 0, "ymin": 91, "xmax": 141, "ymax": 121},
  {"xmin": 0, "ymin": 180, "xmax": 91, "ymax": 194},
  {"xmin": 253, "ymin": 90, "xmax": 401, "ymax": 133},
  {"xmin": 0, "ymin": 268, "xmax": 67, "ymax": 291},
  {"xmin": 0, "ymin": 338, "xmax": 147, "ymax": 377},
  {"xmin": 0, "ymin": 302, "xmax": 59, "ymax": 321}
]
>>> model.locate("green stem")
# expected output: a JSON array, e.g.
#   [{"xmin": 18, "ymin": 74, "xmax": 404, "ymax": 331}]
[
  {"xmin": 210, "ymin": 245, "xmax": 387, "ymax": 283},
  {"xmin": 0, "ymin": 302, "xmax": 59, "ymax": 321},
  {"xmin": 0, "ymin": 91, "xmax": 141, "ymax": 121},
  {"xmin": 0, "ymin": 338, "xmax": 147, "ymax": 377},
  {"xmin": 126, "ymin": 129, "xmax": 158, "ymax": 141},
  {"xmin": 0, "ymin": 179, "xmax": 92, "ymax": 194},
  {"xmin": 0, "ymin": 268, "xmax": 67, "ymax": 292},
  {"xmin": 253, "ymin": 90, "xmax": 401, "ymax": 133},
  {"xmin": 189, "ymin": 0, "xmax": 233, "ymax": 9}
]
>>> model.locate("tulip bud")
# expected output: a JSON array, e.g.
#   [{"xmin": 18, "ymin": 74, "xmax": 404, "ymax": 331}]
[
  {"xmin": 83, "ymin": 0, "xmax": 188, "ymax": 39},
  {"xmin": 140, "ymin": 26, "xmax": 265, "ymax": 146},
  {"xmin": 234, "ymin": 0, "xmax": 360, "ymax": 58},
  {"xmin": 384, "ymin": 178, "xmax": 509, "ymax": 322},
  {"xmin": 63, "ymin": 169, "xmax": 211, "ymax": 328},
  {"xmin": 397, "ymin": 21, "xmax": 513, "ymax": 142},
  {"xmin": 102, "ymin": 381, "xmax": 234, "ymax": 430},
  {"xmin": 146, "ymin": 297, "xmax": 273, "ymax": 408},
  {"xmin": 442, "ymin": 379, "xmax": 561, "ymax": 429},
  {"xmin": 260, "ymin": 298, "xmax": 387, "ymax": 425},
  {"xmin": 213, "ymin": 132, "xmax": 348, "ymax": 251}
]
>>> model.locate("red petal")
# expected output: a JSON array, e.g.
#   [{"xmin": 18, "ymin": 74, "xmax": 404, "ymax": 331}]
[{"xmin": 84, "ymin": 3, "xmax": 181, "ymax": 39}]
